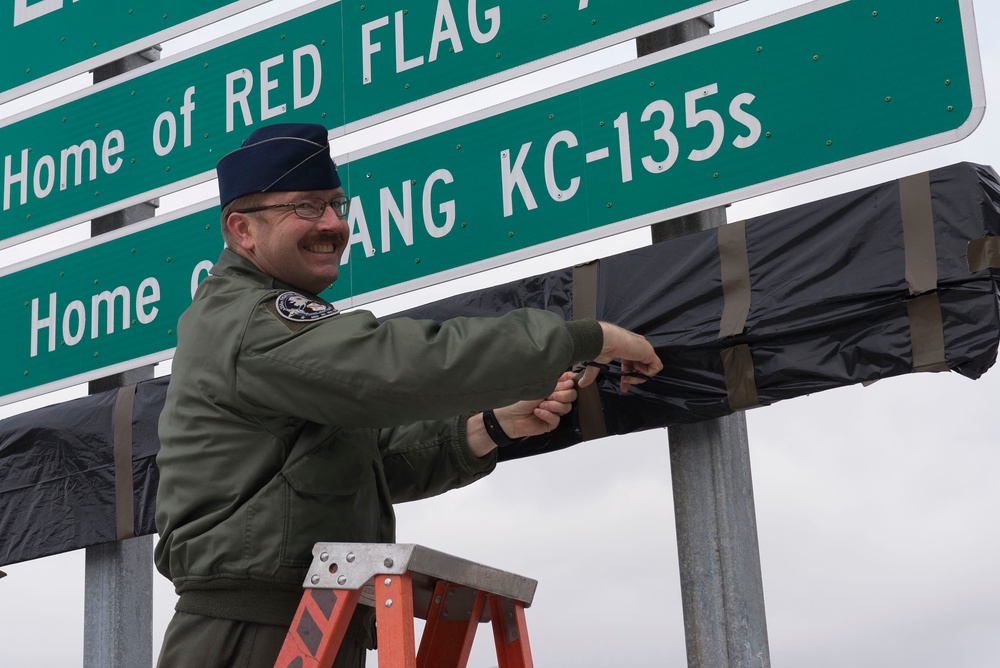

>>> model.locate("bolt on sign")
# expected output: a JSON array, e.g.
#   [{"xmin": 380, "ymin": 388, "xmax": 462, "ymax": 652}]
[
  {"xmin": 0, "ymin": 0, "xmax": 273, "ymax": 105},
  {"xmin": 0, "ymin": 0, "xmax": 745, "ymax": 249},
  {"xmin": 0, "ymin": 0, "xmax": 986, "ymax": 406}
]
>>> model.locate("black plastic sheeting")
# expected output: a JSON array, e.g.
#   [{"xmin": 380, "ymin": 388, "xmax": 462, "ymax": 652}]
[
  {"xmin": 397, "ymin": 162, "xmax": 1000, "ymax": 459},
  {"xmin": 1, "ymin": 162, "xmax": 998, "ymax": 565},
  {"xmin": 0, "ymin": 377, "xmax": 165, "ymax": 566}
]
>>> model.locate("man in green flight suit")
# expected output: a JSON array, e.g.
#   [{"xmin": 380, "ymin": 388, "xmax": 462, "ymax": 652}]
[{"xmin": 154, "ymin": 123, "xmax": 662, "ymax": 667}]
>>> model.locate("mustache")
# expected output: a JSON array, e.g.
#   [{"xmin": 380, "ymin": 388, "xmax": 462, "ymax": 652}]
[{"xmin": 303, "ymin": 231, "xmax": 347, "ymax": 245}]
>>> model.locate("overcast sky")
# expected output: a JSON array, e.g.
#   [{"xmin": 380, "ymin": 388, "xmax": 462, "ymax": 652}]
[{"xmin": 1, "ymin": 1, "xmax": 998, "ymax": 666}]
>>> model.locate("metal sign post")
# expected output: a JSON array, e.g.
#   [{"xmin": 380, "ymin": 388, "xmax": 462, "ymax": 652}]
[
  {"xmin": 82, "ymin": 48, "xmax": 159, "ymax": 668},
  {"xmin": 641, "ymin": 16, "xmax": 770, "ymax": 667}
]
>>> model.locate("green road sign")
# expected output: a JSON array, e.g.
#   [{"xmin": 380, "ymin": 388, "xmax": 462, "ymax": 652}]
[
  {"xmin": 0, "ymin": 0, "xmax": 271, "ymax": 104},
  {"xmin": 0, "ymin": 0, "xmax": 744, "ymax": 249},
  {"xmin": 331, "ymin": 0, "xmax": 984, "ymax": 304},
  {"xmin": 0, "ymin": 204, "xmax": 218, "ymax": 405},
  {"xmin": 0, "ymin": 0, "xmax": 985, "ymax": 405}
]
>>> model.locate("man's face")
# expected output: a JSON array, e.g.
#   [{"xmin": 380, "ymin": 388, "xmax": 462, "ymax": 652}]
[{"xmin": 233, "ymin": 188, "xmax": 350, "ymax": 295}]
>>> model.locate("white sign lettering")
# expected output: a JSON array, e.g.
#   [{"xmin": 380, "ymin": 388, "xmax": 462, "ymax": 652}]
[{"xmin": 29, "ymin": 276, "xmax": 161, "ymax": 357}]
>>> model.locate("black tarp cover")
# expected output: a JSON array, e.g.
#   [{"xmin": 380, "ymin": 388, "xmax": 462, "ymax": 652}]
[{"xmin": 1, "ymin": 162, "xmax": 998, "ymax": 566}]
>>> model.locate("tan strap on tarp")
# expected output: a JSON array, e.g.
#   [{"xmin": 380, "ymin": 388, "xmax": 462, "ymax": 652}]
[
  {"xmin": 572, "ymin": 261, "xmax": 609, "ymax": 441},
  {"xmin": 967, "ymin": 237, "xmax": 1000, "ymax": 273},
  {"xmin": 907, "ymin": 293, "xmax": 950, "ymax": 372},
  {"xmin": 899, "ymin": 172, "xmax": 948, "ymax": 372},
  {"xmin": 721, "ymin": 345, "xmax": 760, "ymax": 411},
  {"xmin": 717, "ymin": 220, "xmax": 751, "ymax": 339},
  {"xmin": 113, "ymin": 384, "xmax": 137, "ymax": 541},
  {"xmin": 900, "ymin": 172, "xmax": 938, "ymax": 294},
  {"xmin": 717, "ymin": 221, "xmax": 758, "ymax": 409}
]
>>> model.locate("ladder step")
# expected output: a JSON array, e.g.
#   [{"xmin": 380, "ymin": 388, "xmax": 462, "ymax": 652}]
[{"xmin": 273, "ymin": 543, "xmax": 537, "ymax": 668}]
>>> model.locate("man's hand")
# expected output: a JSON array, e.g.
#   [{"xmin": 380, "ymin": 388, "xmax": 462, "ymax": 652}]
[
  {"xmin": 494, "ymin": 371, "xmax": 578, "ymax": 438},
  {"xmin": 579, "ymin": 322, "xmax": 663, "ymax": 393},
  {"xmin": 466, "ymin": 372, "xmax": 577, "ymax": 457}
]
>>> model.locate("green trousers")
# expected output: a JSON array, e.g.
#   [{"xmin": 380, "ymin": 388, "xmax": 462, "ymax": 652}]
[{"xmin": 156, "ymin": 611, "xmax": 366, "ymax": 668}]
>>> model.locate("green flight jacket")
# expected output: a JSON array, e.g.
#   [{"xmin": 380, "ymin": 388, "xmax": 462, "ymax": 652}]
[{"xmin": 154, "ymin": 249, "xmax": 602, "ymax": 633}]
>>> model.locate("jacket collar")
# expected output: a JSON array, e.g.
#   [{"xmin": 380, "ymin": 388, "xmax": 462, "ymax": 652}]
[{"xmin": 210, "ymin": 247, "xmax": 305, "ymax": 294}]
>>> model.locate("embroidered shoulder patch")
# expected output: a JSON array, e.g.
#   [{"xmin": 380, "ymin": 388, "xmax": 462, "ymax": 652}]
[{"xmin": 274, "ymin": 291, "xmax": 339, "ymax": 322}]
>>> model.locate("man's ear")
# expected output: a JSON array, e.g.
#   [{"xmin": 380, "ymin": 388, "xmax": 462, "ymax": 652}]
[{"xmin": 226, "ymin": 212, "xmax": 255, "ymax": 251}]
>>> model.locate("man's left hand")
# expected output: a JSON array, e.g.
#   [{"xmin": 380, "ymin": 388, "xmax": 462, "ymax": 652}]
[{"xmin": 493, "ymin": 371, "xmax": 578, "ymax": 438}]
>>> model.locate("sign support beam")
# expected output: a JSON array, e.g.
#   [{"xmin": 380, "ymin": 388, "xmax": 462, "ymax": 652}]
[
  {"xmin": 83, "ymin": 529, "xmax": 154, "ymax": 668},
  {"xmin": 83, "ymin": 49, "xmax": 159, "ymax": 668},
  {"xmin": 642, "ymin": 16, "xmax": 771, "ymax": 668}
]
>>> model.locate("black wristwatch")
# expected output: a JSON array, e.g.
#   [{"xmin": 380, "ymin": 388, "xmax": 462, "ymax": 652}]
[{"xmin": 481, "ymin": 409, "xmax": 517, "ymax": 447}]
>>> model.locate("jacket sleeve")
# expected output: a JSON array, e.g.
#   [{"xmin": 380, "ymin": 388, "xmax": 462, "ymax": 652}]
[
  {"xmin": 377, "ymin": 415, "xmax": 497, "ymax": 504},
  {"xmin": 234, "ymin": 301, "xmax": 602, "ymax": 428}
]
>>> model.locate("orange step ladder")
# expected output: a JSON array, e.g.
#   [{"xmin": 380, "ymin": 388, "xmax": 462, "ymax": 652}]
[{"xmin": 273, "ymin": 543, "xmax": 537, "ymax": 668}]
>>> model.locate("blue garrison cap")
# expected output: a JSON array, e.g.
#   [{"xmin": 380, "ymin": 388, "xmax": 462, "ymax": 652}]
[{"xmin": 216, "ymin": 123, "xmax": 341, "ymax": 209}]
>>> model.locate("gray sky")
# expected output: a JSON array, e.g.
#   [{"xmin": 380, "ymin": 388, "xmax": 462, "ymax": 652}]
[{"xmin": 1, "ymin": 1, "xmax": 998, "ymax": 666}]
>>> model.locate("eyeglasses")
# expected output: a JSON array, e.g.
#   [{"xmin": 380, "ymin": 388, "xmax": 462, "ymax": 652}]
[{"xmin": 234, "ymin": 196, "xmax": 351, "ymax": 219}]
